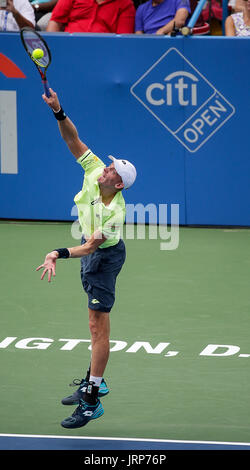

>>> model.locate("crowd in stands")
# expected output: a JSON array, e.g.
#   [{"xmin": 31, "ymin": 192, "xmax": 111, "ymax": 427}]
[{"xmin": 0, "ymin": 0, "xmax": 249, "ymax": 36}]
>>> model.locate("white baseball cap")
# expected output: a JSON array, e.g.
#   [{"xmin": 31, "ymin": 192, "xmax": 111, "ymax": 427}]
[{"xmin": 108, "ymin": 155, "xmax": 137, "ymax": 190}]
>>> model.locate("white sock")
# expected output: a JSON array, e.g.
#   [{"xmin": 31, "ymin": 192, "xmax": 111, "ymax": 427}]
[{"xmin": 89, "ymin": 375, "xmax": 102, "ymax": 387}]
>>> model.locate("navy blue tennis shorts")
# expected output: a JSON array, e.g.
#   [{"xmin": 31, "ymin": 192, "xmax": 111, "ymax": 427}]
[{"xmin": 80, "ymin": 236, "xmax": 126, "ymax": 313}]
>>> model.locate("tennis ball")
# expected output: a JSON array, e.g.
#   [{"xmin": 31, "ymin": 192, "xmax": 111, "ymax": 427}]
[{"xmin": 32, "ymin": 48, "xmax": 44, "ymax": 60}]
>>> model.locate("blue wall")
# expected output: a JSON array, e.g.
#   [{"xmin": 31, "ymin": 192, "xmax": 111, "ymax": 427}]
[{"xmin": 0, "ymin": 33, "xmax": 249, "ymax": 225}]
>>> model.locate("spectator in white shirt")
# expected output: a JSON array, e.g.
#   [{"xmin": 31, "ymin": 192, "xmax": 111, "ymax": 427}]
[{"xmin": 0, "ymin": 0, "xmax": 35, "ymax": 31}]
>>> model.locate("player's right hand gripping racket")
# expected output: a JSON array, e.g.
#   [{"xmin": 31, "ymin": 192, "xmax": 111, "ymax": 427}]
[{"xmin": 20, "ymin": 27, "xmax": 51, "ymax": 97}]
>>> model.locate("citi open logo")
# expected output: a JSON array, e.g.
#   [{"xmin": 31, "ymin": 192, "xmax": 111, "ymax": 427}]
[{"xmin": 130, "ymin": 48, "xmax": 235, "ymax": 153}]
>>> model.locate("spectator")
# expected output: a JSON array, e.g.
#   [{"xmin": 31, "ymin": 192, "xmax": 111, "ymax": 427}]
[
  {"xmin": 46, "ymin": 0, "xmax": 135, "ymax": 33},
  {"xmin": 225, "ymin": 0, "xmax": 250, "ymax": 35},
  {"xmin": 228, "ymin": 0, "xmax": 244, "ymax": 13},
  {"xmin": 135, "ymin": 0, "xmax": 190, "ymax": 35},
  {"xmin": 0, "ymin": 0, "xmax": 35, "ymax": 30},
  {"xmin": 30, "ymin": 0, "xmax": 57, "ymax": 30}
]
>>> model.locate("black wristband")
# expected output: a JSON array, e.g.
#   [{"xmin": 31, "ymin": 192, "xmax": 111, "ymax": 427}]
[
  {"xmin": 54, "ymin": 248, "xmax": 70, "ymax": 259},
  {"xmin": 53, "ymin": 107, "xmax": 67, "ymax": 121}
]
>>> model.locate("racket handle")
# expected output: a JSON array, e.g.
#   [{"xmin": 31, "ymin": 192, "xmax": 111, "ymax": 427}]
[{"xmin": 43, "ymin": 79, "xmax": 51, "ymax": 98}]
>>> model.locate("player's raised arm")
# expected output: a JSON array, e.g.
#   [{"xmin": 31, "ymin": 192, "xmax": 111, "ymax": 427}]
[{"xmin": 42, "ymin": 88, "xmax": 88, "ymax": 159}]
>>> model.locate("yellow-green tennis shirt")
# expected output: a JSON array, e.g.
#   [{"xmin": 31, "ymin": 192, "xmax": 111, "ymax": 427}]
[{"xmin": 74, "ymin": 149, "xmax": 126, "ymax": 249}]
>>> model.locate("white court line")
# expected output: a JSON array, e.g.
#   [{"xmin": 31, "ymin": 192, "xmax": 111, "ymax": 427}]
[{"xmin": 0, "ymin": 433, "xmax": 250, "ymax": 447}]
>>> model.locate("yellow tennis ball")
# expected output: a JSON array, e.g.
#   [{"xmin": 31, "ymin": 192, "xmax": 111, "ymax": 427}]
[{"xmin": 32, "ymin": 48, "xmax": 44, "ymax": 60}]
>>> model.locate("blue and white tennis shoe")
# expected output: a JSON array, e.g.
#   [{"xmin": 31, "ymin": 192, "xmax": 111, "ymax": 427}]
[{"xmin": 61, "ymin": 398, "xmax": 104, "ymax": 428}]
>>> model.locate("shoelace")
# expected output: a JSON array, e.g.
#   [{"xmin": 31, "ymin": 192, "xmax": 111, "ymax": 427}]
[
  {"xmin": 69, "ymin": 378, "xmax": 85, "ymax": 387},
  {"xmin": 69, "ymin": 378, "xmax": 105, "ymax": 387}
]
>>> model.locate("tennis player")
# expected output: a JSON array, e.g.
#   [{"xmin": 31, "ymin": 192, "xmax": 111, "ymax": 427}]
[{"xmin": 36, "ymin": 88, "xmax": 137, "ymax": 429}]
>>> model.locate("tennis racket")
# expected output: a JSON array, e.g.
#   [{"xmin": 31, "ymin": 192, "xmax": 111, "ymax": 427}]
[{"xmin": 20, "ymin": 27, "xmax": 51, "ymax": 97}]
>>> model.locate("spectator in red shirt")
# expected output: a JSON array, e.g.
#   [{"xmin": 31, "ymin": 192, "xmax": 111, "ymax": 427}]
[{"xmin": 46, "ymin": 0, "xmax": 135, "ymax": 33}]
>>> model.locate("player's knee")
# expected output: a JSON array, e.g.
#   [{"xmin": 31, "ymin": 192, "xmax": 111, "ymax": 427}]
[
  {"xmin": 89, "ymin": 309, "xmax": 110, "ymax": 342},
  {"xmin": 89, "ymin": 317, "xmax": 99, "ymax": 339},
  {"xmin": 89, "ymin": 317, "xmax": 107, "ymax": 341}
]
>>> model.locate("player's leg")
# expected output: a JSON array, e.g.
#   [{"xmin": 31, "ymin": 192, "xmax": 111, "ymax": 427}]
[
  {"xmin": 88, "ymin": 308, "xmax": 110, "ymax": 378},
  {"xmin": 61, "ymin": 309, "xmax": 110, "ymax": 429},
  {"xmin": 61, "ymin": 245, "xmax": 109, "ymax": 406},
  {"xmin": 61, "ymin": 240, "xmax": 125, "ymax": 428}
]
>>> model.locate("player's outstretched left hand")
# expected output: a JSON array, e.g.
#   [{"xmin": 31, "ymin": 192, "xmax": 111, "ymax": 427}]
[{"xmin": 36, "ymin": 251, "xmax": 58, "ymax": 282}]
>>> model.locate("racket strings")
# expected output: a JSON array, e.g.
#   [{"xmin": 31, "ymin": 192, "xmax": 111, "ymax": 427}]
[{"xmin": 21, "ymin": 28, "xmax": 51, "ymax": 68}]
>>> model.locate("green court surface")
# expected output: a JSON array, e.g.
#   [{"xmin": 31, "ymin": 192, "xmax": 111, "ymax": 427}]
[{"xmin": 0, "ymin": 220, "xmax": 250, "ymax": 444}]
